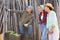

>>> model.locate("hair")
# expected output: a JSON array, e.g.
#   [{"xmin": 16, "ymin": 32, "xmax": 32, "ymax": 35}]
[
  {"xmin": 47, "ymin": 6, "xmax": 53, "ymax": 10},
  {"xmin": 31, "ymin": 10, "xmax": 33, "ymax": 13},
  {"xmin": 26, "ymin": 8, "xmax": 33, "ymax": 13}
]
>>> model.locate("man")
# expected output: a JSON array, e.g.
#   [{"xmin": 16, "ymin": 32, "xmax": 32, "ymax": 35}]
[
  {"xmin": 19, "ymin": 6, "xmax": 34, "ymax": 35},
  {"xmin": 44, "ymin": 3, "xmax": 59, "ymax": 40},
  {"xmin": 6, "ymin": 5, "xmax": 34, "ymax": 40},
  {"xmin": 38, "ymin": 5, "xmax": 47, "ymax": 40}
]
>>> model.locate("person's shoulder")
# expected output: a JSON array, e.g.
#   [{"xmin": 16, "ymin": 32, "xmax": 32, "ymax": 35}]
[
  {"xmin": 50, "ymin": 10, "xmax": 56, "ymax": 16},
  {"xmin": 50, "ymin": 10, "xmax": 56, "ymax": 14}
]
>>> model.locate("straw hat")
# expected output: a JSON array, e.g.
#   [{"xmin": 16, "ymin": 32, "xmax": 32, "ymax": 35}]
[{"xmin": 44, "ymin": 3, "xmax": 54, "ymax": 9}]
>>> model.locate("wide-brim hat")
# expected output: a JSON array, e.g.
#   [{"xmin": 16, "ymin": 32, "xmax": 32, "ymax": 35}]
[{"xmin": 44, "ymin": 3, "xmax": 54, "ymax": 9}]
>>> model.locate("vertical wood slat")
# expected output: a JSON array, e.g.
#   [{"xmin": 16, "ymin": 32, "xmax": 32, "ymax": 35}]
[
  {"xmin": 9, "ymin": 0, "xmax": 15, "ymax": 31},
  {"xmin": 0, "ymin": 0, "xmax": 4, "ymax": 40},
  {"xmin": 25, "ymin": 0, "xmax": 28, "ymax": 6},
  {"xmin": 12, "ymin": 0, "xmax": 18, "ymax": 33},
  {"xmin": 33, "ymin": 0, "xmax": 37, "ymax": 40},
  {"xmin": 7, "ymin": 0, "xmax": 11, "ymax": 31},
  {"xmin": 3, "ymin": 0, "xmax": 8, "ymax": 32},
  {"xmin": 15, "ymin": 0, "xmax": 20, "ymax": 33},
  {"xmin": 0, "ymin": 0, "xmax": 3, "ymax": 34},
  {"xmin": 22, "ymin": 0, "xmax": 26, "ymax": 11}
]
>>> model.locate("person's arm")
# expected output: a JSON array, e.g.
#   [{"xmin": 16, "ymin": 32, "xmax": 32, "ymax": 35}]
[
  {"xmin": 47, "ymin": 25, "xmax": 55, "ymax": 35},
  {"xmin": 23, "ymin": 16, "xmax": 34, "ymax": 27},
  {"xmin": 5, "ymin": 8, "xmax": 23, "ymax": 14},
  {"xmin": 48, "ymin": 12, "xmax": 56, "ymax": 35},
  {"xmin": 28, "ymin": 17, "xmax": 33, "ymax": 25}
]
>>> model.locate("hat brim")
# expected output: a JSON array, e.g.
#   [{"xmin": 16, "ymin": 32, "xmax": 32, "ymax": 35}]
[{"xmin": 44, "ymin": 4, "xmax": 54, "ymax": 9}]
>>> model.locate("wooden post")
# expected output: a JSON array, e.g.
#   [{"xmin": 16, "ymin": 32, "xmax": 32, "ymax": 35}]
[
  {"xmin": 3, "ymin": 0, "xmax": 8, "ymax": 32},
  {"xmin": 58, "ymin": 0, "xmax": 60, "ymax": 39},
  {"xmin": 0, "ymin": 34, "xmax": 3, "ymax": 40}
]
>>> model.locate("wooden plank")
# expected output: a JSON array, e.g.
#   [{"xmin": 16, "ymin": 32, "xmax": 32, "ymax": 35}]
[
  {"xmin": 3, "ymin": 0, "xmax": 8, "ymax": 32},
  {"xmin": 0, "ymin": 34, "xmax": 3, "ymax": 40},
  {"xmin": 0, "ymin": 0, "xmax": 4, "ymax": 34},
  {"xmin": 13, "ymin": 0, "xmax": 18, "ymax": 33},
  {"xmin": 7, "ymin": 0, "xmax": 11, "ymax": 31}
]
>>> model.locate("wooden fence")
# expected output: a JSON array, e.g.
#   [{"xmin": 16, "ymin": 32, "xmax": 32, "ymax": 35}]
[{"xmin": 0, "ymin": 0, "xmax": 60, "ymax": 40}]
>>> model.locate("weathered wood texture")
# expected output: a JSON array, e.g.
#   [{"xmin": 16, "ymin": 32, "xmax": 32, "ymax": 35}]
[{"xmin": 0, "ymin": 0, "xmax": 60, "ymax": 40}]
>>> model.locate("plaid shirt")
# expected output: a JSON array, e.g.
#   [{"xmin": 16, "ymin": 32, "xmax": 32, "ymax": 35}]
[{"xmin": 39, "ymin": 10, "xmax": 47, "ymax": 24}]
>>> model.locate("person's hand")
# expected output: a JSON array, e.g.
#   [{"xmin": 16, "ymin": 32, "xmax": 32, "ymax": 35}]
[
  {"xmin": 50, "ymin": 25, "xmax": 55, "ymax": 32},
  {"xmin": 24, "ymin": 23, "xmax": 29, "ymax": 27},
  {"xmin": 47, "ymin": 29, "xmax": 53, "ymax": 35},
  {"xmin": 48, "ymin": 31, "xmax": 53, "ymax": 35},
  {"xmin": 49, "ymin": 25, "xmax": 55, "ymax": 34}
]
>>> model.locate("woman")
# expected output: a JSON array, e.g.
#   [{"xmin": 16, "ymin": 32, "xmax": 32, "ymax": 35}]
[
  {"xmin": 38, "ymin": 5, "xmax": 47, "ymax": 40},
  {"xmin": 44, "ymin": 3, "xmax": 59, "ymax": 40}
]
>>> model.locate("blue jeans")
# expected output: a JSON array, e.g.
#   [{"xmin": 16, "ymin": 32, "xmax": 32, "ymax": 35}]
[
  {"xmin": 19, "ymin": 24, "xmax": 32, "ymax": 35},
  {"xmin": 40, "ymin": 24, "xmax": 47, "ymax": 40}
]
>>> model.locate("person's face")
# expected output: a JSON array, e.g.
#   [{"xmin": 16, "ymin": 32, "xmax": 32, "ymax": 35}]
[
  {"xmin": 26, "ymin": 8, "xmax": 32, "ymax": 14},
  {"xmin": 45, "ymin": 6, "xmax": 49, "ymax": 12},
  {"xmin": 38, "ymin": 6, "xmax": 43, "ymax": 13}
]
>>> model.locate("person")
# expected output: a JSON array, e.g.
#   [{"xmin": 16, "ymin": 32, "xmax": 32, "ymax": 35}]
[
  {"xmin": 6, "ymin": 5, "xmax": 34, "ymax": 40},
  {"xmin": 44, "ymin": 3, "xmax": 59, "ymax": 40},
  {"xmin": 38, "ymin": 5, "xmax": 47, "ymax": 40},
  {"xmin": 20, "ymin": 6, "xmax": 34, "ymax": 40},
  {"xmin": 19, "ymin": 6, "xmax": 33, "ymax": 36}
]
